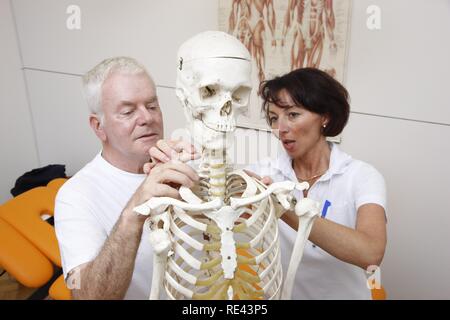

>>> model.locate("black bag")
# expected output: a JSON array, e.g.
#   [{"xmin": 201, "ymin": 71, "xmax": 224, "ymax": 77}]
[{"xmin": 10, "ymin": 164, "xmax": 67, "ymax": 197}]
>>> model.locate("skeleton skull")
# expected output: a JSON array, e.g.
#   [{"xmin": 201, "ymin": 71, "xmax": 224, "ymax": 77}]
[{"xmin": 176, "ymin": 31, "xmax": 252, "ymax": 150}]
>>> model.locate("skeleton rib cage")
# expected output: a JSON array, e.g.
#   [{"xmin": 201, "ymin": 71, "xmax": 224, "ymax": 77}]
[
  {"xmin": 162, "ymin": 171, "xmax": 283, "ymax": 300},
  {"xmin": 134, "ymin": 159, "xmax": 320, "ymax": 300}
]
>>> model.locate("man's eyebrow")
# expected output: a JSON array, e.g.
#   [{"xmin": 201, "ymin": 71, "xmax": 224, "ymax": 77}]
[
  {"xmin": 145, "ymin": 96, "xmax": 158, "ymax": 103},
  {"xmin": 119, "ymin": 100, "xmax": 135, "ymax": 107}
]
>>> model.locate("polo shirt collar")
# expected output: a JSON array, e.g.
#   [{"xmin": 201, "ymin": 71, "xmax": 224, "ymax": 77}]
[{"xmin": 275, "ymin": 142, "xmax": 353, "ymax": 182}]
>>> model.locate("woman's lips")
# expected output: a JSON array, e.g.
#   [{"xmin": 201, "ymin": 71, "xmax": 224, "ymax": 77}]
[{"xmin": 282, "ymin": 139, "xmax": 296, "ymax": 151}]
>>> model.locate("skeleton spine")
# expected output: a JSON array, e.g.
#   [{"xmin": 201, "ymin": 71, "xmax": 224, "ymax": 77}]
[{"xmin": 200, "ymin": 148, "xmax": 227, "ymax": 201}]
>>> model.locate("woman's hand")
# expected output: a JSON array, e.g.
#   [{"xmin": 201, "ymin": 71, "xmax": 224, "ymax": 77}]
[{"xmin": 243, "ymin": 169, "xmax": 273, "ymax": 185}]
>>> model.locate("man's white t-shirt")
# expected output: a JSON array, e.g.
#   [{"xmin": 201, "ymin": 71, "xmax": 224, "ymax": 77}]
[
  {"xmin": 54, "ymin": 152, "xmax": 153, "ymax": 299},
  {"xmin": 246, "ymin": 142, "xmax": 387, "ymax": 300}
]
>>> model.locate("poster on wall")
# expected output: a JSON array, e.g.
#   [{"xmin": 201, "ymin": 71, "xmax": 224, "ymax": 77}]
[{"xmin": 219, "ymin": 0, "xmax": 352, "ymax": 140}]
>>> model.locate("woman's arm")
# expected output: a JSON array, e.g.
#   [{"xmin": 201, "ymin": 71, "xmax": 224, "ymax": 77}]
[{"xmin": 281, "ymin": 203, "xmax": 387, "ymax": 270}]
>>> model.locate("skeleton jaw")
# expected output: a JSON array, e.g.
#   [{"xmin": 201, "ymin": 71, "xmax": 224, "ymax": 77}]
[
  {"xmin": 202, "ymin": 117, "xmax": 236, "ymax": 133},
  {"xmin": 191, "ymin": 118, "xmax": 234, "ymax": 150}
]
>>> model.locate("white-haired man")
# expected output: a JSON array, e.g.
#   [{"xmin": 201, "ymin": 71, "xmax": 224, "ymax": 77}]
[{"xmin": 55, "ymin": 57, "xmax": 199, "ymax": 299}]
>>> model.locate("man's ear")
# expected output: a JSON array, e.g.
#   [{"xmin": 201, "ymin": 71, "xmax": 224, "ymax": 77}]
[{"xmin": 89, "ymin": 114, "xmax": 107, "ymax": 142}]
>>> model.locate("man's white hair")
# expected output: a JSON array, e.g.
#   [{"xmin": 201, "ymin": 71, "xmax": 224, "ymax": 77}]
[{"xmin": 82, "ymin": 56, "xmax": 151, "ymax": 118}]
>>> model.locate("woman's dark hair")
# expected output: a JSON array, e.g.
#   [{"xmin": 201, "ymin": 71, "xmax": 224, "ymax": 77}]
[{"xmin": 259, "ymin": 68, "xmax": 350, "ymax": 137}]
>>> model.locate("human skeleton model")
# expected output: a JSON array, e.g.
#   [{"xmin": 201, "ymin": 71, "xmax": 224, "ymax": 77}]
[
  {"xmin": 282, "ymin": 0, "xmax": 337, "ymax": 75},
  {"xmin": 133, "ymin": 31, "xmax": 320, "ymax": 300},
  {"xmin": 228, "ymin": 0, "xmax": 276, "ymax": 82}
]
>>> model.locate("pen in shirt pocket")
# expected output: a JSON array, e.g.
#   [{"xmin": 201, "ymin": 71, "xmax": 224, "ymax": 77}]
[{"xmin": 321, "ymin": 200, "xmax": 332, "ymax": 219}]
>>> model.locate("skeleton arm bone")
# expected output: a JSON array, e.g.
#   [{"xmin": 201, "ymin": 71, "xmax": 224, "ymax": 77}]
[
  {"xmin": 281, "ymin": 198, "xmax": 320, "ymax": 299},
  {"xmin": 148, "ymin": 227, "xmax": 172, "ymax": 299}
]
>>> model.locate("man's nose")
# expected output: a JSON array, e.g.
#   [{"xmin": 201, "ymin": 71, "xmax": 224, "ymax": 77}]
[{"xmin": 136, "ymin": 106, "xmax": 153, "ymax": 125}]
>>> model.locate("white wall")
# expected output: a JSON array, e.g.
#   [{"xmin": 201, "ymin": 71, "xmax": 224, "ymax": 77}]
[
  {"xmin": 3, "ymin": 0, "xmax": 450, "ymax": 298},
  {"xmin": 342, "ymin": 0, "xmax": 450, "ymax": 299},
  {"xmin": 0, "ymin": 0, "xmax": 39, "ymax": 203}
]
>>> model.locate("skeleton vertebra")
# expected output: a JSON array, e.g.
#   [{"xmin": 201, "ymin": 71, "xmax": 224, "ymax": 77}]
[{"xmin": 133, "ymin": 31, "xmax": 320, "ymax": 300}]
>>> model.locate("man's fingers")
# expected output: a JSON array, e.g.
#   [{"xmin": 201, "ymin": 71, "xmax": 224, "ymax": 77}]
[
  {"xmin": 150, "ymin": 162, "xmax": 199, "ymax": 186},
  {"xmin": 167, "ymin": 139, "xmax": 200, "ymax": 163},
  {"xmin": 168, "ymin": 139, "xmax": 197, "ymax": 154},
  {"xmin": 156, "ymin": 139, "xmax": 179, "ymax": 160},
  {"xmin": 178, "ymin": 151, "xmax": 201, "ymax": 163},
  {"xmin": 165, "ymin": 160, "xmax": 200, "ymax": 182},
  {"xmin": 152, "ymin": 183, "xmax": 180, "ymax": 199},
  {"xmin": 143, "ymin": 162, "xmax": 156, "ymax": 174},
  {"xmin": 149, "ymin": 146, "xmax": 171, "ymax": 163},
  {"xmin": 157, "ymin": 169, "xmax": 196, "ymax": 188}
]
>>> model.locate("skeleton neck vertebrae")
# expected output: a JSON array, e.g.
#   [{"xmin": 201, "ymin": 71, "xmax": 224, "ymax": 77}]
[
  {"xmin": 198, "ymin": 147, "xmax": 229, "ymax": 201},
  {"xmin": 133, "ymin": 31, "xmax": 321, "ymax": 300}
]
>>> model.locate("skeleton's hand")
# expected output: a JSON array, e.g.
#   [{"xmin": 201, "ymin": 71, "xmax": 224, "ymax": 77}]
[{"xmin": 144, "ymin": 139, "xmax": 200, "ymax": 174}]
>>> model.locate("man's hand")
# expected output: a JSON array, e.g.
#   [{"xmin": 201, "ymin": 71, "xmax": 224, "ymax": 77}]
[
  {"xmin": 143, "ymin": 139, "xmax": 200, "ymax": 174},
  {"xmin": 126, "ymin": 160, "xmax": 199, "ymax": 222}
]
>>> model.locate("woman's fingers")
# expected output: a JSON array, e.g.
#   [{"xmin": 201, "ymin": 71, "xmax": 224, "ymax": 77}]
[
  {"xmin": 243, "ymin": 169, "xmax": 273, "ymax": 185},
  {"xmin": 261, "ymin": 176, "xmax": 273, "ymax": 185},
  {"xmin": 243, "ymin": 169, "xmax": 262, "ymax": 180}
]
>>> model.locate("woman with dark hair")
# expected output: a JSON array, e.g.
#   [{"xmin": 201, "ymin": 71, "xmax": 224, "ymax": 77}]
[
  {"xmin": 147, "ymin": 67, "xmax": 387, "ymax": 300},
  {"xmin": 246, "ymin": 67, "xmax": 387, "ymax": 299}
]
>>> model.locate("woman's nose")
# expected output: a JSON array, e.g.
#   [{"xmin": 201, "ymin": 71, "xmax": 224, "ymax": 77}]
[{"xmin": 278, "ymin": 116, "xmax": 290, "ymax": 133}]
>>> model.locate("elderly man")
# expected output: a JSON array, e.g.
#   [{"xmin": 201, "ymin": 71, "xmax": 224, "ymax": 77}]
[{"xmin": 55, "ymin": 57, "xmax": 199, "ymax": 299}]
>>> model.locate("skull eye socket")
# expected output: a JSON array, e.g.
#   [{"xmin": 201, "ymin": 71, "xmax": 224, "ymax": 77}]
[
  {"xmin": 232, "ymin": 86, "xmax": 251, "ymax": 105},
  {"xmin": 199, "ymin": 85, "xmax": 218, "ymax": 100}
]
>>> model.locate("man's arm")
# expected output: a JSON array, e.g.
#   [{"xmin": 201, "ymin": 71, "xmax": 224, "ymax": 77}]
[
  {"xmin": 69, "ymin": 161, "xmax": 199, "ymax": 299},
  {"xmin": 69, "ymin": 211, "xmax": 143, "ymax": 299}
]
